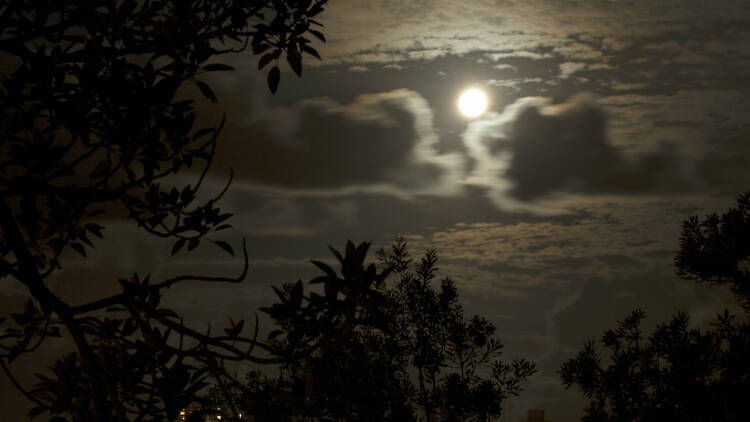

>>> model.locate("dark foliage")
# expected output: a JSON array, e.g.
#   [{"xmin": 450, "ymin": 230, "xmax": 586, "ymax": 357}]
[
  {"xmin": 382, "ymin": 238, "xmax": 537, "ymax": 422},
  {"xmin": 0, "ymin": 1, "xmax": 327, "ymax": 420},
  {"xmin": 561, "ymin": 192, "xmax": 750, "ymax": 422},
  {"xmin": 215, "ymin": 239, "xmax": 537, "ymax": 422},
  {"xmin": 676, "ymin": 192, "xmax": 750, "ymax": 311}
]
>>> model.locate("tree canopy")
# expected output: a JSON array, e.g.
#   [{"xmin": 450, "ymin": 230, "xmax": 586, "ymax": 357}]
[
  {"xmin": 0, "ymin": 1, "xmax": 327, "ymax": 420},
  {"xmin": 212, "ymin": 239, "xmax": 537, "ymax": 422},
  {"xmin": 560, "ymin": 192, "xmax": 750, "ymax": 422}
]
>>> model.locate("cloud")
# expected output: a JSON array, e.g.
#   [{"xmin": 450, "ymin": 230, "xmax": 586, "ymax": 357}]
[
  {"xmin": 214, "ymin": 89, "xmax": 464, "ymax": 197},
  {"xmin": 462, "ymin": 94, "xmax": 694, "ymax": 207},
  {"xmin": 559, "ymin": 61, "xmax": 613, "ymax": 78},
  {"xmin": 316, "ymin": 0, "xmax": 749, "ymax": 72},
  {"xmin": 219, "ymin": 191, "xmax": 361, "ymax": 237},
  {"xmin": 395, "ymin": 195, "xmax": 741, "ymax": 422},
  {"xmin": 607, "ymin": 81, "xmax": 648, "ymax": 91},
  {"xmin": 401, "ymin": 197, "xmax": 688, "ymax": 293},
  {"xmin": 559, "ymin": 62, "xmax": 587, "ymax": 78},
  {"xmin": 486, "ymin": 51, "xmax": 553, "ymax": 61},
  {"xmin": 348, "ymin": 65, "xmax": 369, "ymax": 72}
]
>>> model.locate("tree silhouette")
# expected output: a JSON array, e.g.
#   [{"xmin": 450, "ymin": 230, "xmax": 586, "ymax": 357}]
[
  {"xmin": 676, "ymin": 192, "xmax": 750, "ymax": 311},
  {"xmin": 218, "ymin": 239, "xmax": 536, "ymax": 422},
  {"xmin": 382, "ymin": 238, "xmax": 537, "ymax": 422},
  {"xmin": 560, "ymin": 192, "xmax": 750, "ymax": 422},
  {"xmin": 0, "ymin": 1, "xmax": 327, "ymax": 420}
]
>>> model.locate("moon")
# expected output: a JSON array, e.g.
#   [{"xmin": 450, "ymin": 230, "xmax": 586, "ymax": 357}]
[{"xmin": 458, "ymin": 88, "xmax": 488, "ymax": 118}]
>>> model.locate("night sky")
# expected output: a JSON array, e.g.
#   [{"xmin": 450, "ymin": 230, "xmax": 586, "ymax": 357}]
[{"xmin": 3, "ymin": 1, "xmax": 750, "ymax": 421}]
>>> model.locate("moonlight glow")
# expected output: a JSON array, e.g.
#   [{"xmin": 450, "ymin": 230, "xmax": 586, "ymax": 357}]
[{"xmin": 458, "ymin": 88, "xmax": 488, "ymax": 118}]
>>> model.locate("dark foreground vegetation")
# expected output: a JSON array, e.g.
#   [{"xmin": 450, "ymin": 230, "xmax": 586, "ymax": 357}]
[
  {"xmin": 0, "ymin": 0, "xmax": 331, "ymax": 420},
  {"xmin": 1, "ymin": 1, "xmax": 535, "ymax": 421},
  {"xmin": 209, "ymin": 239, "xmax": 536, "ymax": 421},
  {"xmin": 2, "ymin": 1, "xmax": 749, "ymax": 421},
  {"xmin": 562, "ymin": 194, "xmax": 750, "ymax": 422}
]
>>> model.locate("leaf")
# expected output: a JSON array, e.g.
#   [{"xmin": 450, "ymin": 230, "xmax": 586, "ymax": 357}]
[
  {"xmin": 191, "ymin": 127, "xmax": 214, "ymax": 140},
  {"xmin": 258, "ymin": 52, "xmax": 275, "ymax": 70},
  {"xmin": 180, "ymin": 185, "xmax": 194, "ymax": 203},
  {"xmin": 85, "ymin": 223, "xmax": 104, "ymax": 238},
  {"xmin": 309, "ymin": 29, "xmax": 326, "ymax": 42},
  {"xmin": 71, "ymin": 243, "xmax": 86, "ymax": 257},
  {"xmin": 311, "ymin": 260, "xmax": 336, "ymax": 278},
  {"xmin": 171, "ymin": 238, "xmax": 186, "ymax": 255},
  {"xmin": 291, "ymin": 279, "xmax": 303, "ymax": 308},
  {"xmin": 252, "ymin": 43, "xmax": 271, "ymax": 54},
  {"xmin": 258, "ymin": 306, "xmax": 274, "ymax": 316},
  {"xmin": 356, "ymin": 241, "xmax": 370, "ymax": 262},
  {"xmin": 287, "ymin": 51, "xmax": 302, "ymax": 76},
  {"xmin": 187, "ymin": 238, "xmax": 200, "ymax": 251},
  {"xmin": 79, "ymin": 235, "xmax": 94, "ymax": 247},
  {"xmin": 87, "ymin": 209, "xmax": 106, "ymax": 218},
  {"xmin": 301, "ymin": 44, "xmax": 321, "ymax": 60},
  {"xmin": 324, "ymin": 280, "xmax": 338, "ymax": 302},
  {"xmin": 267, "ymin": 66, "xmax": 280, "ymax": 93},
  {"xmin": 328, "ymin": 245, "xmax": 344, "ymax": 264},
  {"xmin": 213, "ymin": 240, "xmax": 234, "ymax": 256},
  {"xmin": 308, "ymin": 275, "xmax": 328, "ymax": 284},
  {"xmin": 202, "ymin": 63, "xmax": 234, "ymax": 72},
  {"xmin": 271, "ymin": 285, "xmax": 287, "ymax": 304},
  {"xmin": 213, "ymin": 213, "xmax": 233, "ymax": 225},
  {"xmin": 195, "ymin": 80, "xmax": 217, "ymax": 103}
]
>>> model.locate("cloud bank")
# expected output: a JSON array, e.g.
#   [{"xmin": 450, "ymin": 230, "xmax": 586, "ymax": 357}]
[
  {"xmin": 215, "ymin": 89, "xmax": 463, "ymax": 197},
  {"xmin": 463, "ymin": 95, "xmax": 693, "ymax": 209}
]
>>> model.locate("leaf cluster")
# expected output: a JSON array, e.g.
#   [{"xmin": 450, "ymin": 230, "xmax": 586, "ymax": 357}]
[
  {"xmin": 384, "ymin": 238, "xmax": 537, "ymax": 422},
  {"xmin": 562, "ymin": 192, "xmax": 750, "ymax": 422},
  {"xmin": 216, "ymin": 239, "xmax": 537, "ymax": 422},
  {"xmin": 560, "ymin": 309, "xmax": 750, "ymax": 422},
  {"xmin": 676, "ymin": 192, "xmax": 750, "ymax": 311},
  {"xmin": 0, "ymin": 1, "xmax": 328, "ymax": 420}
]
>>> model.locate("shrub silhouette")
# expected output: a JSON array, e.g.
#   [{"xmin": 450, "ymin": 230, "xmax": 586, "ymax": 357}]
[
  {"xmin": 561, "ymin": 192, "xmax": 750, "ymax": 422},
  {"xmin": 214, "ymin": 239, "xmax": 537, "ymax": 422},
  {"xmin": 0, "ymin": 1, "xmax": 328, "ymax": 420}
]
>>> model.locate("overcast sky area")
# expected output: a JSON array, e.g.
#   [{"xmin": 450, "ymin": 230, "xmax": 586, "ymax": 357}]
[{"xmin": 3, "ymin": 1, "xmax": 750, "ymax": 421}]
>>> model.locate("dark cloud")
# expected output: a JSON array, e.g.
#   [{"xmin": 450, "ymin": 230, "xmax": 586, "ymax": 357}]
[
  {"xmin": 503, "ymin": 97, "xmax": 621, "ymax": 199},
  {"xmin": 464, "ymin": 95, "xmax": 692, "ymax": 204},
  {"xmin": 213, "ymin": 89, "xmax": 463, "ymax": 196}
]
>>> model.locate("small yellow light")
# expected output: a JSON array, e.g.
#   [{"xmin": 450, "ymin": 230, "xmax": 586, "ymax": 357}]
[{"xmin": 217, "ymin": 416, "xmax": 222, "ymax": 420}]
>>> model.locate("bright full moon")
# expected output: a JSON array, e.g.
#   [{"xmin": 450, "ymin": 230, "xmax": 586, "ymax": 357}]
[{"xmin": 458, "ymin": 88, "xmax": 488, "ymax": 118}]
